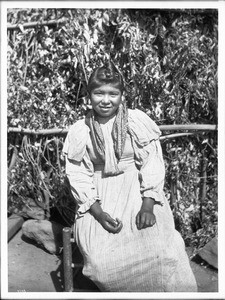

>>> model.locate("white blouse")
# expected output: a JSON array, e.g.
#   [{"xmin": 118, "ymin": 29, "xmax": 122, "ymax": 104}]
[{"xmin": 63, "ymin": 108, "xmax": 165, "ymax": 217}]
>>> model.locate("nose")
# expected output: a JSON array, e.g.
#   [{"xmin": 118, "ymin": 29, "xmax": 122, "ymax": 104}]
[{"xmin": 101, "ymin": 94, "xmax": 110, "ymax": 104}]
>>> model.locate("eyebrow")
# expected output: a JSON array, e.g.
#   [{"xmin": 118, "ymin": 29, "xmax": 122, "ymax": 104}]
[{"xmin": 93, "ymin": 87, "xmax": 120, "ymax": 91}]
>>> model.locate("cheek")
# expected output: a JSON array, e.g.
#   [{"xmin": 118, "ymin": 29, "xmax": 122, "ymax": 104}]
[
  {"xmin": 114, "ymin": 97, "xmax": 122, "ymax": 106},
  {"xmin": 90, "ymin": 96, "xmax": 99, "ymax": 106}
]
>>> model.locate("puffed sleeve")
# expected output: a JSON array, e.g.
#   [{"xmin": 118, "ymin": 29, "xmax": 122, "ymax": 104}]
[
  {"xmin": 63, "ymin": 120, "xmax": 101, "ymax": 217},
  {"xmin": 128, "ymin": 109, "xmax": 165, "ymax": 204},
  {"xmin": 138, "ymin": 139, "xmax": 165, "ymax": 204}
]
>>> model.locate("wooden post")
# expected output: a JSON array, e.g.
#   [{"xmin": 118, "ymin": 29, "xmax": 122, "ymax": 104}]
[
  {"xmin": 199, "ymin": 152, "xmax": 208, "ymax": 222},
  {"xmin": 63, "ymin": 227, "xmax": 73, "ymax": 292}
]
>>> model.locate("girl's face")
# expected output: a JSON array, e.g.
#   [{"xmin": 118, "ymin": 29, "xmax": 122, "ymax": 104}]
[{"xmin": 90, "ymin": 84, "xmax": 122, "ymax": 118}]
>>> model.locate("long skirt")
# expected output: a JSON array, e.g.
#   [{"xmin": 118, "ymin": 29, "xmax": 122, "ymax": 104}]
[{"xmin": 74, "ymin": 162, "xmax": 197, "ymax": 292}]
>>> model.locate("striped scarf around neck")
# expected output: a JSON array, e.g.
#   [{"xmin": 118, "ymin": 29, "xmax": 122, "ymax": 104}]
[{"xmin": 85, "ymin": 102, "xmax": 128, "ymax": 175}]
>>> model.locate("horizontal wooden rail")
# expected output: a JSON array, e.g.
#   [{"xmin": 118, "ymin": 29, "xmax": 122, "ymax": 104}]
[
  {"xmin": 7, "ymin": 18, "xmax": 66, "ymax": 30},
  {"xmin": 159, "ymin": 124, "xmax": 217, "ymax": 131},
  {"xmin": 8, "ymin": 127, "xmax": 68, "ymax": 136},
  {"xmin": 160, "ymin": 132, "xmax": 195, "ymax": 141},
  {"xmin": 8, "ymin": 124, "xmax": 217, "ymax": 138}
]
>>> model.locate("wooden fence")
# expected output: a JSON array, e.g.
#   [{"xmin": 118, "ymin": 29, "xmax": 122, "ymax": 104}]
[
  {"xmin": 8, "ymin": 124, "xmax": 217, "ymax": 136},
  {"xmin": 8, "ymin": 123, "xmax": 217, "ymax": 225}
]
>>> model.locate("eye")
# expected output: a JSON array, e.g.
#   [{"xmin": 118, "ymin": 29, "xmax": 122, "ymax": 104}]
[{"xmin": 94, "ymin": 91, "xmax": 103, "ymax": 95}]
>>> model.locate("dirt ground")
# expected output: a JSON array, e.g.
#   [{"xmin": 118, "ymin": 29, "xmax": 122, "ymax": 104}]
[{"xmin": 8, "ymin": 229, "xmax": 218, "ymax": 293}]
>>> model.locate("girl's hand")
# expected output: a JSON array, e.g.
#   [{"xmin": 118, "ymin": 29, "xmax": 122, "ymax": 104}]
[
  {"xmin": 136, "ymin": 210, "xmax": 156, "ymax": 230},
  {"xmin": 90, "ymin": 201, "xmax": 122, "ymax": 233},
  {"xmin": 136, "ymin": 197, "xmax": 156, "ymax": 230},
  {"xmin": 97, "ymin": 212, "xmax": 123, "ymax": 234}
]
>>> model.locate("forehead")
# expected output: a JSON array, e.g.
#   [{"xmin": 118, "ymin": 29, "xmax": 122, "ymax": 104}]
[{"xmin": 91, "ymin": 84, "xmax": 122, "ymax": 92}]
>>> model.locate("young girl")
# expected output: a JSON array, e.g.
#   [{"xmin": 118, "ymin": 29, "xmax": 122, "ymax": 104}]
[{"xmin": 63, "ymin": 62, "xmax": 197, "ymax": 292}]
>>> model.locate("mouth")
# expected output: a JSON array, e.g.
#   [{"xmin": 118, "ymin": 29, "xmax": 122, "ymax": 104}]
[{"xmin": 99, "ymin": 106, "xmax": 112, "ymax": 111}]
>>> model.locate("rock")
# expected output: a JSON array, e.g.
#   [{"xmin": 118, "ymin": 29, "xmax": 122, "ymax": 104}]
[
  {"xmin": 197, "ymin": 237, "xmax": 218, "ymax": 269},
  {"xmin": 21, "ymin": 198, "xmax": 45, "ymax": 220},
  {"xmin": 22, "ymin": 219, "xmax": 64, "ymax": 254}
]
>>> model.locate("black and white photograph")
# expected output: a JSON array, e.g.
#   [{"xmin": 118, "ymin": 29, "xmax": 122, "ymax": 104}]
[{"xmin": 1, "ymin": 1, "xmax": 225, "ymax": 299}]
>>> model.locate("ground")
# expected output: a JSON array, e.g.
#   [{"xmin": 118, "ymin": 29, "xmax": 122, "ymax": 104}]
[{"xmin": 8, "ymin": 229, "xmax": 218, "ymax": 293}]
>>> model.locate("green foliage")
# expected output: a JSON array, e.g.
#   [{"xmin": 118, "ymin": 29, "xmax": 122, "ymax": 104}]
[
  {"xmin": 162, "ymin": 134, "xmax": 217, "ymax": 248},
  {"xmin": 7, "ymin": 8, "xmax": 218, "ymax": 248}
]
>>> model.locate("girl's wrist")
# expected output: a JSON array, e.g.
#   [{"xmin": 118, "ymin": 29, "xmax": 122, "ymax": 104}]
[
  {"xmin": 90, "ymin": 201, "xmax": 103, "ymax": 220},
  {"xmin": 141, "ymin": 197, "xmax": 155, "ymax": 212}
]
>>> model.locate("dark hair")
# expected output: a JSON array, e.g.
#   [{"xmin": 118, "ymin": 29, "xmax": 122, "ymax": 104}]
[{"xmin": 87, "ymin": 61, "xmax": 124, "ymax": 93}]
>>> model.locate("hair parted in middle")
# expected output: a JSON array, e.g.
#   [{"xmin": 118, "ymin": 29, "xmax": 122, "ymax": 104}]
[{"xmin": 87, "ymin": 61, "xmax": 124, "ymax": 94}]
